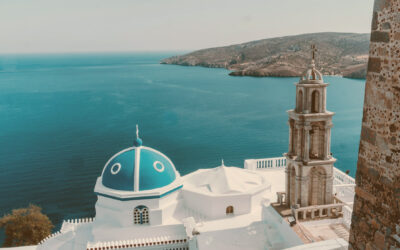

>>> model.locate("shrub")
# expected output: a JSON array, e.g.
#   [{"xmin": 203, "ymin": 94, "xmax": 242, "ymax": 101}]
[{"xmin": 0, "ymin": 204, "xmax": 54, "ymax": 247}]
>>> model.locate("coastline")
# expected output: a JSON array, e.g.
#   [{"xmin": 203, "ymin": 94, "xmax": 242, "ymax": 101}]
[{"xmin": 160, "ymin": 61, "xmax": 366, "ymax": 79}]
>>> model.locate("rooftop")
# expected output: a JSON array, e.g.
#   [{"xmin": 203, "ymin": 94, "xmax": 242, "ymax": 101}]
[{"xmin": 244, "ymin": 156, "xmax": 355, "ymax": 245}]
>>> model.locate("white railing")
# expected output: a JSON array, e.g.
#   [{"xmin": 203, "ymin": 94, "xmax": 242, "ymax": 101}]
[
  {"xmin": 244, "ymin": 157, "xmax": 286, "ymax": 171},
  {"xmin": 60, "ymin": 217, "xmax": 95, "ymax": 233},
  {"xmin": 333, "ymin": 184, "xmax": 355, "ymax": 206},
  {"xmin": 244, "ymin": 157, "xmax": 355, "ymax": 185},
  {"xmin": 342, "ymin": 205, "xmax": 353, "ymax": 230},
  {"xmin": 86, "ymin": 235, "xmax": 188, "ymax": 250},
  {"xmin": 40, "ymin": 218, "xmax": 95, "ymax": 245},
  {"xmin": 333, "ymin": 167, "xmax": 355, "ymax": 185},
  {"xmin": 39, "ymin": 231, "xmax": 62, "ymax": 245},
  {"xmin": 332, "ymin": 168, "xmax": 355, "ymax": 206},
  {"xmin": 293, "ymin": 203, "xmax": 344, "ymax": 221},
  {"xmin": 63, "ymin": 217, "xmax": 95, "ymax": 225}
]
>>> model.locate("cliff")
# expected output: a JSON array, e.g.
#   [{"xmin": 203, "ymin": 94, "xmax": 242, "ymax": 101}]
[{"xmin": 161, "ymin": 32, "xmax": 370, "ymax": 78}]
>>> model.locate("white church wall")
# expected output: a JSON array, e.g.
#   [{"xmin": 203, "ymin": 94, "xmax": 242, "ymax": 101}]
[
  {"xmin": 182, "ymin": 189, "xmax": 251, "ymax": 219},
  {"xmin": 160, "ymin": 199, "xmax": 181, "ymax": 224},
  {"xmin": 95, "ymin": 203, "xmax": 127, "ymax": 227},
  {"xmin": 94, "ymin": 189, "xmax": 182, "ymax": 229},
  {"xmin": 95, "ymin": 195, "xmax": 162, "ymax": 227},
  {"xmin": 37, "ymin": 230, "xmax": 75, "ymax": 250},
  {"xmin": 251, "ymin": 185, "xmax": 271, "ymax": 208},
  {"xmin": 158, "ymin": 189, "xmax": 181, "ymax": 207},
  {"xmin": 261, "ymin": 202, "xmax": 303, "ymax": 248}
]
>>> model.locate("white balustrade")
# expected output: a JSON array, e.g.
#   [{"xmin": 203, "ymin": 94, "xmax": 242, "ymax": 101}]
[
  {"xmin": 63, "ymin": 217, "xmax": 95, "ymax": 225},
  {"xmin": 333, "ymin": 167, "xmax": 355, "ymax": 185},
  {"xmin": 39, "ymin": 230, "xmax": 62, "ymax": 245},
  {"xmin": 293, "ymin": 203, "xmax": 345, "ymax": 221},
  {"xmin": 86, "ymin": 235, "xmax": 189, "ymax": 250},
  {"xmin": 333, "ymin": 184, "xmax": 355, "ymax": 205},
  {"xmin": 342, "ymin": 205, "xmax": 353, "ymax": 229},
  {"xmin": 244, "ymin": 157, "xmax": 355, "ymax": 184},
  {"xmin": 244, "ymin": 157, "xmax": 287, "ymax": 170}
]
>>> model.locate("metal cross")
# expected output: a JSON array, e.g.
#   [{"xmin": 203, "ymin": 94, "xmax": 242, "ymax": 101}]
[{"xmin": 311, "ymin": 44, "xmax": 317, "ymax": 60}]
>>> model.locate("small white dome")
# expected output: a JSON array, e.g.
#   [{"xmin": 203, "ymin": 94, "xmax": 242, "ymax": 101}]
[{"xmin": 300, "ymin": 60, "xmax": 323, "ymax": 83}]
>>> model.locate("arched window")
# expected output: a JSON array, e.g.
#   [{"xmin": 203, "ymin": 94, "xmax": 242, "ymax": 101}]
[
  {"xmin": 133, "ymin": 205, "xmax": 149, "ymax": 225},
  {"xmin": 297, "ymin": 90, "xmax": 303, "ymax": 112},
  {"xmin": 226, "ymin": 206, "xmax": 234, "ymax": 215},
  {"xmin": 311, "ymin": 91, "xmax": 320, "ymax": 113}
]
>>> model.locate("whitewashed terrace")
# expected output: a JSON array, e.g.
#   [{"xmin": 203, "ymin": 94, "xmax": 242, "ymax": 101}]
[{"xmin": 244, "ymin": 157, "xmax": 355, "ymax": 229}]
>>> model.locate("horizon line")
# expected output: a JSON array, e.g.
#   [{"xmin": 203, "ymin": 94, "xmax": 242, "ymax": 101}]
[{"xmin": 0, "ymin": 31, "xmax": 371, "ymax": 56}]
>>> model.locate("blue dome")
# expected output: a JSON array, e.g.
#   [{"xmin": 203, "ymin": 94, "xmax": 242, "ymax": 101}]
[{"xmin": 101, "ymin": 146, "xmax": 177, "ymax": 192}]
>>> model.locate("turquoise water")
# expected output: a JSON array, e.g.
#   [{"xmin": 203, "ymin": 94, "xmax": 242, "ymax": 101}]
[{"xmin": 0, "ymin": 53, "xmax": 364, "ymax": 235}]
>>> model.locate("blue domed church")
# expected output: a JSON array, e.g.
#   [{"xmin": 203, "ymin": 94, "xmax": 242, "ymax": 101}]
[
  {"xmin": 33, "ymin": 126, "xmax": 302, "ymax": 250},
  {"xmin": 94, "ymin": 126, "xmax": 183, "ymax": 228}
]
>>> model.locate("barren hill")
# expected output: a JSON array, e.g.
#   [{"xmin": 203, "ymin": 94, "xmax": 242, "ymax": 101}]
[{"xmin": 161, "ymin": 32, "xmax": 369, "ymax": 79}]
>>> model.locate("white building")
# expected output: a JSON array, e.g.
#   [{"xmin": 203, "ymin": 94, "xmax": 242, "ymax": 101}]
[
  {"xmin": 27, "ymin": 128, "xmax": 353, "ymax": 250},
  {"xmin": 30, "ymin": 127, "xmax": 304, "ymax": 250}
]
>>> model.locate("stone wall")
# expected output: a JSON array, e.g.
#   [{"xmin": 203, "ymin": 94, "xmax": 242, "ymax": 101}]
[{"xmin": 349, "ymin": 0, "xmax": 400, "ymax": 249}]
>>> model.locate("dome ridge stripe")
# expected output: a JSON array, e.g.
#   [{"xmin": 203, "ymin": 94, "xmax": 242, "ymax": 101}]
[{"xmin": 134, "ymin": 146, "xmax": 141, "ymax": 191}]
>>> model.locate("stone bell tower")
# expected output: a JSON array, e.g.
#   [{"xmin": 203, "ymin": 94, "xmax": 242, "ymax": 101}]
[{"xmin": 285, "ymin": 45, "xmax": 336, "ymax": 208}]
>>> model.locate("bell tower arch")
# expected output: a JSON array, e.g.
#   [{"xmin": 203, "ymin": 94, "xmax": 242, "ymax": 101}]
[{"xmin": 285, "ymin": 45, "xmax": 336, "ymax": 208}]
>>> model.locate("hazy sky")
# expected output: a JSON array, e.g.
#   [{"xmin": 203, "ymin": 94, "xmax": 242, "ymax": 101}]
[{"xmin": 0, "ymin": 0, "xmax": 374, "ymax": 53}]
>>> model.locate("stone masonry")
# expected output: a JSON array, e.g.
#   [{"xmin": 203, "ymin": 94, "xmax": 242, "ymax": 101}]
[
  {"xmin": 285, "ymin": 47, "xmax": 335, "ymax": 208},
  {"xmin": 349, "ymin": 0, "xmax": 400, "ymax": 249}
]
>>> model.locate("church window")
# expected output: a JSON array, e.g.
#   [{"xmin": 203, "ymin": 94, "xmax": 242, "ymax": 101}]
[
  {"xmin": 110, "ymin": 163, "xmax": 121, "ymax": 175},
  {"xmin": 153, "ymin": 161, "xmax": 165, "ymax": 172},
  {"xmin": 133, "ymin": 205, "xmax": 149, "ymax": 225},
  {"xmin": 297, "ymin": 90, "xmax": 303, "ymax": 112},
  {"xmin": 311, "ymin": 90, "xmax": 320, "ymax": 113},
  {"xmin": 226, "ymin": 206, "xmax": 234, "ymax": 215}
]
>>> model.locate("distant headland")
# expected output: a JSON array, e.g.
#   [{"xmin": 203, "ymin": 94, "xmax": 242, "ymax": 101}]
[{"xmin": 161, "ymin": 32, "xmax": 369, "ymax": 79}]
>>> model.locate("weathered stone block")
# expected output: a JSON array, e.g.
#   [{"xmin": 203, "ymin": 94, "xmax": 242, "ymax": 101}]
[
  {"xmin": 368, "ymin": 57, "xmax": 382, "ymax": 73},
  {"xmin": 389, "ymin": 123, "xmax": 397, "ymax": 133},
  {"xmin": 372, "ymin": 12, "xmax": 378, "ymax": 31},
  {"xmin": 374, "ymin": 231, "xmax": 386, "ymax": 249},
  {"xmin": 370, "ymin": 218, "xmax": 381, "ymax": 230},
  {"xmin": 360, "ymin": 220, "xmax": 372, "ymax": 235},
  {"xmin": 365, "ymin": 242, "xmax": 374, "ymax": 250},
  {"xmin": 361, "ymin": 125, "xmax": 377, "ymax": 145},
  {"xmin": 356, "ymin": 186, "xmax": 377, "ymax": 204},
  {"xmin": 382, "ymin": 22, "xmax": 391, "ymax": 30},
  {"xmin": 373, "ymin": 0, "xmax": 390, "ymax": 11},
  {"xmin": 371, "ymin": 31, "xmax": 390, "ymax": 43},
  {"xmin": 368, "ymin": 167, "xmax": 380, "ymax": 179}
]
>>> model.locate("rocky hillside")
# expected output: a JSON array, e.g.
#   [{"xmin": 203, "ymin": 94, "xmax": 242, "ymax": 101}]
[{"xmin": 161, "ymin": 32, "xmax": 369, "ymax": 78}]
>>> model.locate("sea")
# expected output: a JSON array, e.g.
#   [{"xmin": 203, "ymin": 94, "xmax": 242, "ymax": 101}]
[{"xmin": 0, "ymin": 52, "xmax": 364, "ymax": 239}]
